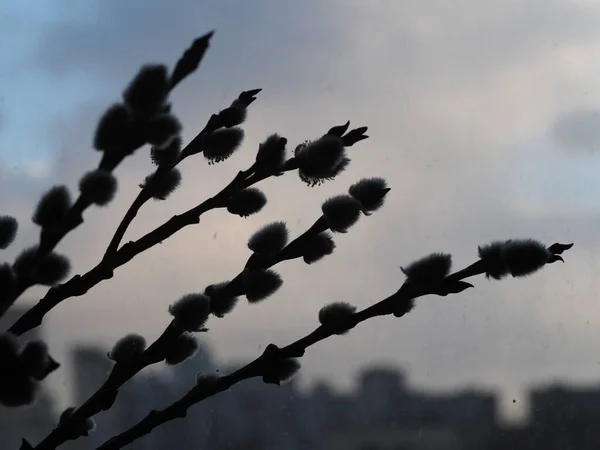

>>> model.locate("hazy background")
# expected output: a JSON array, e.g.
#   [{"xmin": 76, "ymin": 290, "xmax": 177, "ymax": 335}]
[{"xmin": 1, "ymin": 0, "xmax": 599, "ymax": 422}]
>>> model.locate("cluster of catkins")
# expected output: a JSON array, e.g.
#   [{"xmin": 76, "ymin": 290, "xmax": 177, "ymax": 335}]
[
  {"xmin": 106, "ymin": 172, "xmax": 391, "ymax": 384},
  {"xmin": 0, "ymin": 332, "xmax": 59, "ymax": 407}
]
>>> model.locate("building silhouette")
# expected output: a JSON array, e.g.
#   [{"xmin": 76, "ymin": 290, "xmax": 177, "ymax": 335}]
[{"xmin": 6, "ymin": 330, "xmax": 600, "ymax": 449}]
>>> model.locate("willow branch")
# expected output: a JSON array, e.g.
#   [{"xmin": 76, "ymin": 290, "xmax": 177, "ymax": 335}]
[{"xmin": 29, "ymin": 211, "xmax": 333, "ymax": 449}]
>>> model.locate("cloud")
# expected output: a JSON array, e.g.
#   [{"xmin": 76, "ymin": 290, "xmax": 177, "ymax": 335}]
[
  {"xmin": 3, "ymin": 0, "xmax": 600, "ymax": 415},
  {"xmin": 552, "ymin": 108, "xmax": 600, "ymax": 152}
]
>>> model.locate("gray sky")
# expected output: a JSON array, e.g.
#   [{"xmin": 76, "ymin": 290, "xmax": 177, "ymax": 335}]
[{"xmin": 1, "ymin": 0, "xmax": 600, "ymax": 420}]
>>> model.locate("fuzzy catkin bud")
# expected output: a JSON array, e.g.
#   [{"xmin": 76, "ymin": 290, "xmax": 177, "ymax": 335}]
[
  {"xmin": 248, "ymin": 222, "xmax": 288, "ymax": 255},
  {"xmin": 58, "ymin": 407, "xmax": 96, "ymax": 437},
  {"xmin": 243, "ymin": 269, "xmax": 283, "ymax": 303},
  {"xmin": 479, "ymin": 239, "xmax": 552, "ymax": 279},
  {"xmin": 196, "ymin": 372, "xmax": 219, "ymax": 390},
  {"xmin": 263, "ymin": 357, "xmax": 301, "ymax": 385},
  {"xmin": 164, "ymin": 333, "xmax": 198, "ymax": 365},
  {"xmin": 37, "ymin": 252, "xmax": 70, "ymax": 286},
  {"xmin": 144, "ymin": 114, "xmax": 182, "ymax": 148},
  {"xmin": 348, "ymin": 178, "xmax": 390, "ymax": 215},
  {"xmin": 227, "ymin": 188, "xmax": 267, "ymax": 217},
  {"xmin": 123, "ymin": 64, "xmax": 169, "ymax": 117},
  {"xmin": 32, "ymin": 186, "xmax": 71, "ymax": 229},
  {"xmin": 318, "ymin": 302, "xmax": 356, "ymax": 335},
  {"xmin": 141, "ymin": 168, "xmax": 182, "ymax": 200},
  {"xmin": 219, "ymin": 99, "xmax": 247, "ymax": 127},
  {"xmin": 20, "ymin": 340, "xmax": 60, "ymax": 381},
  {"xmin": 255, "ymin": 134, "xmax": 287, "ymax": 174},
  {"xmin": 502, "ymin": 239, "xmax": 551, "ymax": 277},
  {"xmin": 151, "ymin": 137, "xmax": 181, "ymax": 166},
  {"xmin": 202, "ymin": 127, "xmax": 245, "ymax": 164},
  {"xmin": 393, "ymin": 297, "xmax": 416, "ymax": 318},
  {"xmin": 321, "ymin": 195, "xmax": 362, "ymax": 233},
  {"xmin": 94, "ymin": 103, "xmax": 132, "ymax": 152},
  {"xmin": 205, "ymin": 282, "xmax": 238, "ymax": 318},
  {"xmin": 108, "ymin": 334, "xmax": 147, "ymax": 362},
  {"xmin": 301, "ymin": 232, "xmax": 335, "ymax": 264},
  {"xmin": 295, "ymin": 135, "xmax": 349, "ymax": 186},
  {"xmin": 13, "ymin": 247, "xmax": 70, "ymax": 286},
  {"xmin": 169, "ymin": 294, "xmax": 211, "ymax": 332},
  {"xmin": 13, "ymin": 247, "xmax": 38, "ymax": 280},
  {"xmin": 401, "ymin": 253, "xmax": 452, "ymax": 291},
  {"xmin": 0, "ymin": 216, "xmax": 18, "ymax": 249},
  {"xmin": 477, "ymin": 241, "xmax": 509, "ymax": 280},
  {"xmin": 79, "ymin": 170, "xmax": 117, "ymax": 206}
]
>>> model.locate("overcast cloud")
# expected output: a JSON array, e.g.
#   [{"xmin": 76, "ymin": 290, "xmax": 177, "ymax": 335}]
[{"xmin": 2, "ymin": 0, "xmax": 600, "ymax": 420}]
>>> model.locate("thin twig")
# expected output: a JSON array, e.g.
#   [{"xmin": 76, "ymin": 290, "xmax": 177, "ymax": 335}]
[
  {"xmin": 103, "ymin": 111, "xmax": 223, "ymax": 258},
  {"xmin": 0, "ymin": 33, "xmax": 216, "ymax": 318},
  {"xmin": 94, "ymin": 260, "xmax": 495, "ymax": 450},
  {"xmin": 8, "ymin": 165, "xmax": 257, "ymax": 336},
  {"xmin": 29, "ymin": 210, "xmax": 336, "ymax": 449}
]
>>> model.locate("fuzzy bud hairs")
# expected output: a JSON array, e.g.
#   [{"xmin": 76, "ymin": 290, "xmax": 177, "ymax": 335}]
[
  {"xmin": 58, "ymin": 407, "xmax": 96, "ymax": 438},
  {"xmin": 144, "ymin": 113, "xmax": 182, "ymax": 148},
  {"xmin": 227, "ymin": 188, "xmax": 267, "ymax": 217},
  {"xmin": 0, "ymin": 216, "xmax": 18, "ymax": 249},
  {"xmin": 196, "ymin": 372, "xmax": 219, "ymax": 391},
  {"xmin": 401, "ymin": 252, "xmax": 452, "ymax": 292},
  {"xmin": 321, "ymin": 195, "xmax": 362, "ymax": 233},
  {"xmin": 32, "ymin": 186, "xmax": 72, "ymax": 229},
  {"xmin": 168, "ymin": 293, "xmax": 211, "ymax": 332},
  {"xmin": 108, "ymin": 334, "xmax": 147, "ymax": 363},
  {"xmin": 243, "ymin": 268, "xmax": 283, "ymax": 303},
  {"xmin": 94, "ymin": 103, "xmax": 133, "ymax": 153},
  {"xmin": 123, "ymin": 64, "xmax": 169, "ymax": 117},
  {"xmin": 219, "ymin": 98, "xmax": 247, "ymax": 128},
  {"xmin": 79, "ymin": 170, "xmax": 118, "ymax": 207},
  {"xmin": 478, "ymin": 239, "xmax": 567, "ymax": 280},
  {"xmin": 151, "ymin": 137, "xmax": 181, "ymax": 167},
  {"xmin": 301, "ymin": 232, "xmax": 335, "ymax": 264},
  {"xmin": 318, "ymin": 302, "xmax": 357, "ymax": 335},
  {"xmin": 294, "ymin": 135, "xmax": 349, "ymax": 186},
  {"xmin": 164, "ymin": 333, "xmax": 198, "ymax": 365},
  {"xmin": 349, "ymin": 178, "xmax": 390, "ymax": 215},
  {"xmin": 202, "ymin": 127, "xmax": 245, "ymax": 164},
  {"xmin": 255, "ymin": 134, "xmax": 287, "ymax": 175},
  {"xmin": 141, "ymin": 168, "xmax": 182, "ymax": 200},
  {"xmin": 13, "ymin": 246, "xmax": 70, "ymax": 286},
  {"xmin": 262, "ymin": 345, "xmax": 301, "ymax": 386},
  {"xmin": 205, "ymin": 281, "xmax": 239, "ymax": 318},
  {"xmin": 248, "ymin": 222, "xmax": 289, "ymax": 256}
]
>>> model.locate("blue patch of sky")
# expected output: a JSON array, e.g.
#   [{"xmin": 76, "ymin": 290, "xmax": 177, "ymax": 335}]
[
  {"xmin": 0, "ymin": 2, "xmax": 105, "ymax": 169},
  {"xmin": 508, "ymin": 133, "xmax": 600, "ymax": 214}
]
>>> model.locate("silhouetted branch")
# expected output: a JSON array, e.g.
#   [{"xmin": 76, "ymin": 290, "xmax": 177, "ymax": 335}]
[
  {"xmin": 103, "ymin": 88, "xmax": 260, "ymax": 258},
  {"xmin": 27, "ymin": 189, "xmax": 383, "ymax": 449},
  {"xmin": 95, "ymin": 244, "xmax": 571, "ymax": 450},
  {"xmin": 0, "ymin": 33, "xmax": 217, "ymax": 319},
  {"xmin": 8, "ymin": 119, "xmax": 367, "ymax": 337},
  {"xmin": 8, "ymin": 165, "xmax": 252, "ymax": 337}
]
